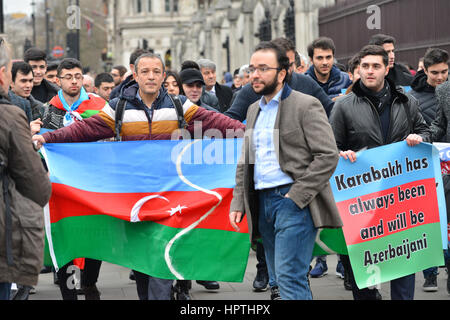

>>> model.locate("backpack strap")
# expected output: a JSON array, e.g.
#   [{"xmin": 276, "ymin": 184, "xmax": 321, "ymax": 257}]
[
  {"xmin": 168, "ymin": 94, "xmax": 187, "ymax": 129},
  {"xmin": 0, "ymin": 161, "xmax": 13, "ymax": 266},
  {"xmin": 114, "ymin": 99, "xmax": 127, "ymax": 141}
]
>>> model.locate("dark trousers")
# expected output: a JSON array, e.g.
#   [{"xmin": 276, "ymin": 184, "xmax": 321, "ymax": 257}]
[
  {"xmin": 340, "ymin": 255, "xmax": 415, "ymax": 300},
  {"xmin": 81, "ymin": 258, "xmax": 102, "ymax": 287},
  {"xmin": 134, "ymin": 270, "xmax": 149, "ymax": 300},
  {"xmin": 57, "ymin": 259, "xmax": 102, "ymax": 300},
  {"xmin": 57, "ymin": 262, "xmax": 77, "ymax": 300}
]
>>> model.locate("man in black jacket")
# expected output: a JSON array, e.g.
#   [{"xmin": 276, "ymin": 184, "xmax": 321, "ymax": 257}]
[
  {"xmin": 409, "ymin": 48, "xmax": 448, "ymax": 125},
  {"xmin": 197, "ymin": 58, "xmax": 233, "ymax": 113},
  {"xmin": 224, "ymin": 38, "xmax": 334, "ymax": 122},
  {"xmin": 369, "ymin": 34, "xmax": 413, "ymax": 86},
  {"xmin": 23, "ymin": 48, "xmax": 59, "ymax": 103},
  {"xmin": 329, "ymin": 45, "xmax": 430, "ymax": 300}
]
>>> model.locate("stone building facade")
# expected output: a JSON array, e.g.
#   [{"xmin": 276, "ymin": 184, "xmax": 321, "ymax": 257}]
[{"xmin": 106, "ymin": 0, "xmax": 335, "ymax": 77}]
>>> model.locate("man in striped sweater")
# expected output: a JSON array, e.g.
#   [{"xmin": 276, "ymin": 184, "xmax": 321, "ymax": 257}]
[{"xmin": 33, "ymin": 53, "xmax": 245, "ymax": 300}]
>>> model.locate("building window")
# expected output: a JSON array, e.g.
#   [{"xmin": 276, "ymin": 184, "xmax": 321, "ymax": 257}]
[
  {"xmin": 165, "ymin": 0, "xmax": 179, "ymax": 12},
  {"xmin": 136, "ymin": 0, "xmax": 142, "ymax": 13},
  {"xmin": 148, "ymin": 0, "xmax": 152, "ymax": 12}
]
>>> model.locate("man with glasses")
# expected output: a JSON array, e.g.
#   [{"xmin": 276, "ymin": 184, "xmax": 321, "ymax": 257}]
[
  {"xmin": 39, "ymin": 58, "xmax": 108, "ymax": 301},
  {"xmin": 24, "ymin": 48, "xmax": 59, "ymax": 103},
  {"xmin": 229, "ymin": 41, "xmax": 342, "ymax": 300}
]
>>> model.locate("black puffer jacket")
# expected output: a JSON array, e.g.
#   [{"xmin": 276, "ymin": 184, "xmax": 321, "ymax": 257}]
[
  {"xmin": 408, "ymin": 70, "xmax": 437, "ymax": 125},
  {"xmin": 330, "ymin": 79, "xmax": 430, "ymax": 152}
]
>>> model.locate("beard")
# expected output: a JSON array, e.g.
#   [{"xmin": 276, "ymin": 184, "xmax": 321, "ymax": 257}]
[{"xmin": 252, "ymin": 73, "xmax": 279, "ymax": 96}]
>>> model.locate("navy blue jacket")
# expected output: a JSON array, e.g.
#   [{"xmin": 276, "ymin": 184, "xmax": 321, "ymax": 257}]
[
  {"xmin": 224, "ymin": 72, "xmax": 334, "ymax": 122},
  {"xmin": 305, "ymin": 65, "xmax": 352, "ymax": 99}
]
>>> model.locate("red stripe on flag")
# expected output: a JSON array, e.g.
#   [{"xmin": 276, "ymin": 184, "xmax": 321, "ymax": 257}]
[
  {"xmin": 336, "ymin": 178, "xmax": 440, "ymax": 246},
  {"xmin": 49, "ymin": 183, "xmax": 248, "ymax": 233}
]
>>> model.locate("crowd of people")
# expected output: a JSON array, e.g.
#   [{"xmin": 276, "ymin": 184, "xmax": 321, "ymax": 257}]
[{"xmin": 0, "ymin": 31, "xmax": 449, "ymax": 301}]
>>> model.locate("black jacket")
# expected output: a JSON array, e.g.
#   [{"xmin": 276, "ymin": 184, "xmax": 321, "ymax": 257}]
[
  {"xmin": 214, "ymin": 82, "xmax": 233, "ymax": 113},
  {"xmin": 224, "ymin": 72, "xmax": 334, "ymax": 122},
  {"xmin": 408, "ymin": 70, "xmax": 437, "ymax": 125},
  {"xmin": 31, "ymin": 78, "xmax": 59, "ymax": 104},
  {"xmin": 387, "ymin": 63, "xmax": 413, "ymax": 86},
  {"xmin": 330, "ymin": 79, "xmax": 430, "ymax": 152}
]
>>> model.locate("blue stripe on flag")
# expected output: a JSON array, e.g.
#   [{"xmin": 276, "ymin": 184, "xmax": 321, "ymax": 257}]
[{"xmin": 43, "ymin": 139, "xmax": 243, "ymax": 193}]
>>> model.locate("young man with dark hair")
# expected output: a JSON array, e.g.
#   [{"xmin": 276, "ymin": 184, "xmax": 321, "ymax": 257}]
[
  {"xmin": 23, "ymin": 47, "xmax": 59, "ymax": 103},
  {"xmin": 369, "ymin": 33, "xmax": 413, "ymax": 86},
  {"xmin": 410, "ymin": 48, "xmax": 449, "ymax": 125},
  {"xmin": 111, "ymin": 65, "xmax": 127, "ymax": 86},
  {"xmin": 9, "ymin": 61, "xmax": 44, "ymax": 128},
  {"xmin": 45, "ymin": 62, "xmax": 59, "ymax": 86},
  {"xmin": 330, "ymin": 45, "xmax": 430, "ymax": 300},
  {"xmin": 306, "ymin": 37, "xmax": 352, "ymax": 100},
  {"xmin": 229, "ymin": 41, "xmax": 342, "ymax": 300},
  {"xmin": 94, "ymin": 72, "xmax": 115, "ymax": 102}
]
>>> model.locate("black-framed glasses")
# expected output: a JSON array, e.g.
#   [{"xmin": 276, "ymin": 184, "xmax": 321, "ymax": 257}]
[{"xmin": 248, "ymin": 66, "xmax": 281, "ymax": 74}]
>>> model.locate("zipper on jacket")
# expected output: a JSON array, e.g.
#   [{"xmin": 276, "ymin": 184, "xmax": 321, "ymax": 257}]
[{"xmin": 363, "ymin": 97, "xmax": 385, "ymax": 145}]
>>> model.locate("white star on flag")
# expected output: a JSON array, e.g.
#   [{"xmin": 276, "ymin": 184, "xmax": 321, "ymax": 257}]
[{"xmin": 168, "ymin": 205, "xmax": 188, "ymax": 216}]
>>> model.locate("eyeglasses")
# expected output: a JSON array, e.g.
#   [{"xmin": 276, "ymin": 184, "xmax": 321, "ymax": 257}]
[
  {"xmin": 247, "ymin": 66, "xmax": 281, "ymax": 74},
  {"xmin": 59, "ymin": 73, "xmax": 83, "ymax": 81}
]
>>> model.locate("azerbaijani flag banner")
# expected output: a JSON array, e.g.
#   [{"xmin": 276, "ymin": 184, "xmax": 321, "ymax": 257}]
[
  {"xmin": 330, "ymin": 142, "xmax": 446, "ymax": 289},
  {"xmin": 42, "ymin": 139, "xmax": 251, "ymax": 282}
]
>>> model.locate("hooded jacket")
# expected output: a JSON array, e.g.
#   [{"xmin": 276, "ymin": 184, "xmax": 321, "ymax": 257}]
[
  {"xmin": 0, "ymin": 94, "xmax": 51, "ymax": 287},
  {"xmin": 306, "ymin": 65, "xmax": 352, "ymax": 99},
  {"xmin": 42, "ymin": 80, "xmax": 245, "ymax": 143},
  {"xmin": 408, "ymin": 69, "xmax": 437, "ymax": 125},
  {"xmin": 329, "ymin": 78, "xmax": 430, "ymax": 152}
]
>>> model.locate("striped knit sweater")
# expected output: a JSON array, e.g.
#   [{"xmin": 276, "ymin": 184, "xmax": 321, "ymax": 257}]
[{"xmin": 42, "ymin": 81, "xmax": 245, "ymax": 143}]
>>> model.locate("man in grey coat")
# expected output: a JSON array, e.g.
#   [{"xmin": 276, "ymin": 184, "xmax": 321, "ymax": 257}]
[
  {"xmin": 0, "ymin": 38, "xmax": 52, "ymax": 300},
  {"xmin": 229, "ymin": 41, "xmax": 342, "ymax": 300}
]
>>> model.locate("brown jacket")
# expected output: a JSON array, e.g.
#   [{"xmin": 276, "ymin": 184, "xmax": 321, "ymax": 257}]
[
  {"xmin": 230, "ymin": 85, "xmax": 343, "ymax": 242},
  {"xmin": 0, "ymin": 96, "xmax": 52, "ymax": 286}
]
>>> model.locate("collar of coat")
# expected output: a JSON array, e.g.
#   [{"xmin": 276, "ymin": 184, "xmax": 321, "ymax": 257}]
[{"xmin": 351, "ymin": 78, "xmax": 409, "ymax": 104}]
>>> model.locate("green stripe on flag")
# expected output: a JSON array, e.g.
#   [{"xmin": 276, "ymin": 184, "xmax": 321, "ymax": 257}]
[{"xmin": 47, "ymin": 215, "xmax": 250, "ymax": 282}]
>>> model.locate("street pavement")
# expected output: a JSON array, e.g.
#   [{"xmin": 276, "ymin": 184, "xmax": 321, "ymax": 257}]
[{"xmin": 29, "ymin": 251, "xmax": 449, "ymax": 300}]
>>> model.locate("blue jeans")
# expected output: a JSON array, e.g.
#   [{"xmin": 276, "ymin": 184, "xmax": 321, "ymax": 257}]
[
  {"xmin": 0, "ymin": 282, "xmax": 11, "ymax": 300},
  {"xmin": 258, "ymin": 184, "xmax": 317, "ymax": 300}
]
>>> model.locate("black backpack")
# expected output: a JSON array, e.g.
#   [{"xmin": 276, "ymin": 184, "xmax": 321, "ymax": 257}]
[{"xmin": 114, "ymin": 94, "xmax": 187, "ymax": 141}]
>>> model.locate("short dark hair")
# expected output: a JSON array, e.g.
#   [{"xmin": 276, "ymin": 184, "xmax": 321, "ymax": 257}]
[
  {"xmin": 12, "ymin": 61, "xmax": 33, "ymax": 82},
  {"xmin": 57, "ymin": 58, "xmax": 83, "ymax": 76},
  {"xmin": 358, "ymin": 45, "xmax": 389, "ymax": 67},
  {"xmin": 423, "ymin": 48, "xmax": 449, "ymax": 70},
  {"xmin": 180, "ymin": 60, "xmax": 200, "ymax": 71},
  {"xmin": 347, "ymin": 54, "xmax": 361, "ymax": 74},
  {"xmin": 112, "ymin": 65, "xmax": 127, "ymax": 77},
  {"xmin": 94, "ymin": 72, "xmax": 114, "ymax": 88},
  {"xmin": 271, "ymin": 37, "xmax": 296, "ymax": 53},
  {"xmin": 253, "ymin": 41, "xmax": 290, "ymax": 83},
  {"xmin": 23, "ymin": 47, "xmax": 47, "ymax": 63},
  {"xmin": 130, "ymin": 49, "xmax": 151, "ymax": 66},
  {"xmin": 369, "ymin": 34, "xmax": 396, "ymax": 46},
  {"xmin": 307, "ymin": 37, "xmax": 336, "ymax": 59},
  {"xmin": 46, "ymin": 62, "xmax": 59, "ymax": 72}
]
